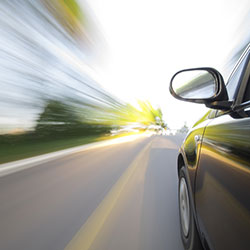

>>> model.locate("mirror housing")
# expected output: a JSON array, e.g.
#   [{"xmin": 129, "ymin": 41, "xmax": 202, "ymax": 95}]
[{"xmin": 169, "ymin": 67, "xmax": 230, "ymax": 110}]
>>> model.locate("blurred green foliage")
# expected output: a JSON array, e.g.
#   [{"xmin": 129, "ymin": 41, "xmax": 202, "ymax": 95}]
[
  {"xmin": 35, "ymin": 99, "xmax": 112, "ymax": 138},
  {"xmin": 0, "ymin": 98, "xmax": 164, "ymax": 163},
  {"xmin": 41, "ymin": 0, "xmax": 85, "ymax": 41},
  {"xmin": 34, "ymin": 98, "xmax": 164, "ymax": 137}
]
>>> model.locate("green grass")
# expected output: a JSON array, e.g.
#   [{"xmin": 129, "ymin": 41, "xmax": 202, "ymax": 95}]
[
  {"xmin": 0, "ymin": 130, "xmax": 146, "ymax": 164},
  {"xmin": 0, "ymin": 135, "xmax": 101, "ymax": 164}
]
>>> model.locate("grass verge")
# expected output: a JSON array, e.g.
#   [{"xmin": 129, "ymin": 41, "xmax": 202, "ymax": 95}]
[
  {"xmin": 0, "ymin": 132, "xmax": 144, "ymax": 164},
  {"xmin": 0, "ymin": 135, "xmax": 101, "ymax": 164}
]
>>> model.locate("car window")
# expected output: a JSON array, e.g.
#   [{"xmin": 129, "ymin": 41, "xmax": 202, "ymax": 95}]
[
  {"xmin": 226, "ymin": 51, "xmax": 249, "ymax": 101},
  {"xmin": 242, "ymin": 73, "xmax": 250, "ymax": 102},
  {"xmin": 241, "ymin": 51, "xmax": 250, "ymax": 103}
]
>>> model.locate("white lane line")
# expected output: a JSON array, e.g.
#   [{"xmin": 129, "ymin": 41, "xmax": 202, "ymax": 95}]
[{"xmin": 0, "ymin": 133, "xmax": 151, "ymax": 178}]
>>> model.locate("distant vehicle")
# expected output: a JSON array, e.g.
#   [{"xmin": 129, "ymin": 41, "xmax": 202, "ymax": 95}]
[
  {"xmin": 169, "ymin": 44, "xmax": 250, "ymax": 250},
  {"xmin": 146, "ymin": 124, "xmax": 163, "ymax": 134}
]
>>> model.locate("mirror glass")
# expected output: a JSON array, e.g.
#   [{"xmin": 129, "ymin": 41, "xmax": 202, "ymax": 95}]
[{"xmin": 171, "ymin": 70, "xmax": 217, "ymax": 99}]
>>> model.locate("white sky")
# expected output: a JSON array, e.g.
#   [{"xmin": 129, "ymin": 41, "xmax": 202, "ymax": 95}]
[{"xmin": 85, "ymin": 0, "xmax": 250, "ymax": 129}]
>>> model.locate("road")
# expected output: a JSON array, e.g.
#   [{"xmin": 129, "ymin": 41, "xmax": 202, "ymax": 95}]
[{"xmin": 0, "ymin": 134, "xmax": 185, "ymax": 250}]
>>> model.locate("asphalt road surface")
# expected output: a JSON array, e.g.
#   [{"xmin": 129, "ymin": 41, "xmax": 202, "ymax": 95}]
[{"xmin": 0, "ymin": 134, "xmax": 185, "ymax": 250}]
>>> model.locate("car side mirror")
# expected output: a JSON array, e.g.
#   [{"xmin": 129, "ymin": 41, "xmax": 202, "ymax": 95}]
[{"xmin": 169, "ymin": 67, "xmax": 231, "ymax": 110}]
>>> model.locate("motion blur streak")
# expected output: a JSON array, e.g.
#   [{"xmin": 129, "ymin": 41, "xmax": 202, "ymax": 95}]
[{"xmin": 0, "ymin": 0, "xmax": 166, "ymax": 164}]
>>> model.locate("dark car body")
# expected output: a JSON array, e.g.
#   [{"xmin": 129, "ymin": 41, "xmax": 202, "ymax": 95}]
[{"xmin": 171, "ymin": 44, "xmax": 250, "ymax": 250}]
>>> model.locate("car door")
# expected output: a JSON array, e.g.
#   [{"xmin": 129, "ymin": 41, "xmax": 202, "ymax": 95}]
[{"xmin": 195, "ymin": 47, "xmax": 250, "ymax": 250}]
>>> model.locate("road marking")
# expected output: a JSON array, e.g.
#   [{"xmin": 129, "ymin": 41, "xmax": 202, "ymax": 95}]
[
  {"xmin": 64, "ymin": 140, "xmax": 152, "ymax": 250},
  {"xmin": 0, "ymin": 133, "xmax": 150, "ymax": 178}
]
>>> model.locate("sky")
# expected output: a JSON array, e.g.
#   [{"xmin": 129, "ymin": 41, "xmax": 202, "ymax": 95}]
[
  {"xmin": 0, "ymin": 0, "xmax": 249, "ymax": 134},
  {"xmin": 84, "ymin": 0, "xmax": 250, "ymax": 129}
]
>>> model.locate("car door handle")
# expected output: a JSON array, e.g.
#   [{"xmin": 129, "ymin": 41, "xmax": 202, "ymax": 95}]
[{"xmin": 195, "ymin": 135, "xmax": 201, "ymax": 142}]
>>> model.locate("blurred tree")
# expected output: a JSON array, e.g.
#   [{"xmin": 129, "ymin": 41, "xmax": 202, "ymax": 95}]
[
  {"xmin": 177, "ymin": 122, "xmax": 189, "ymax": 134},
  {"xmin": 35, "ymin": 99, "xmax": 112, "ymax": 138},
  {"xmin": 41, "ymin": 0, "xmax": 87, "ymax": 43},
  {"xmin": 161, "ymin": 122, "xmax": 169, "ymax": 130},
  {"xmin": 35, "ymin": 100, "xmax": 81, "ymax": 136},
  {"xmin": 137, "ymin": 100, "xmax": 164, "ymax": 125}
]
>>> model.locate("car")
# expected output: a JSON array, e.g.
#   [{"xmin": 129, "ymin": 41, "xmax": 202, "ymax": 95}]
[{"xmin": 169, "ymin": 43, "xmax": 250, "ymax": 250}]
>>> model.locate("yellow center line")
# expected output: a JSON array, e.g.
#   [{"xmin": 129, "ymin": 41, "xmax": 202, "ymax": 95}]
[{"xmin": 65, "ymin": 140, "xmax": 153, "ymax": 250}]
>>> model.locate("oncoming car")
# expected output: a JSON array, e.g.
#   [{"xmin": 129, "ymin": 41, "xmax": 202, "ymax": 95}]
[{"xmin": 169, "ymin": 44, "xmax": 250, "ymax": 250}]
